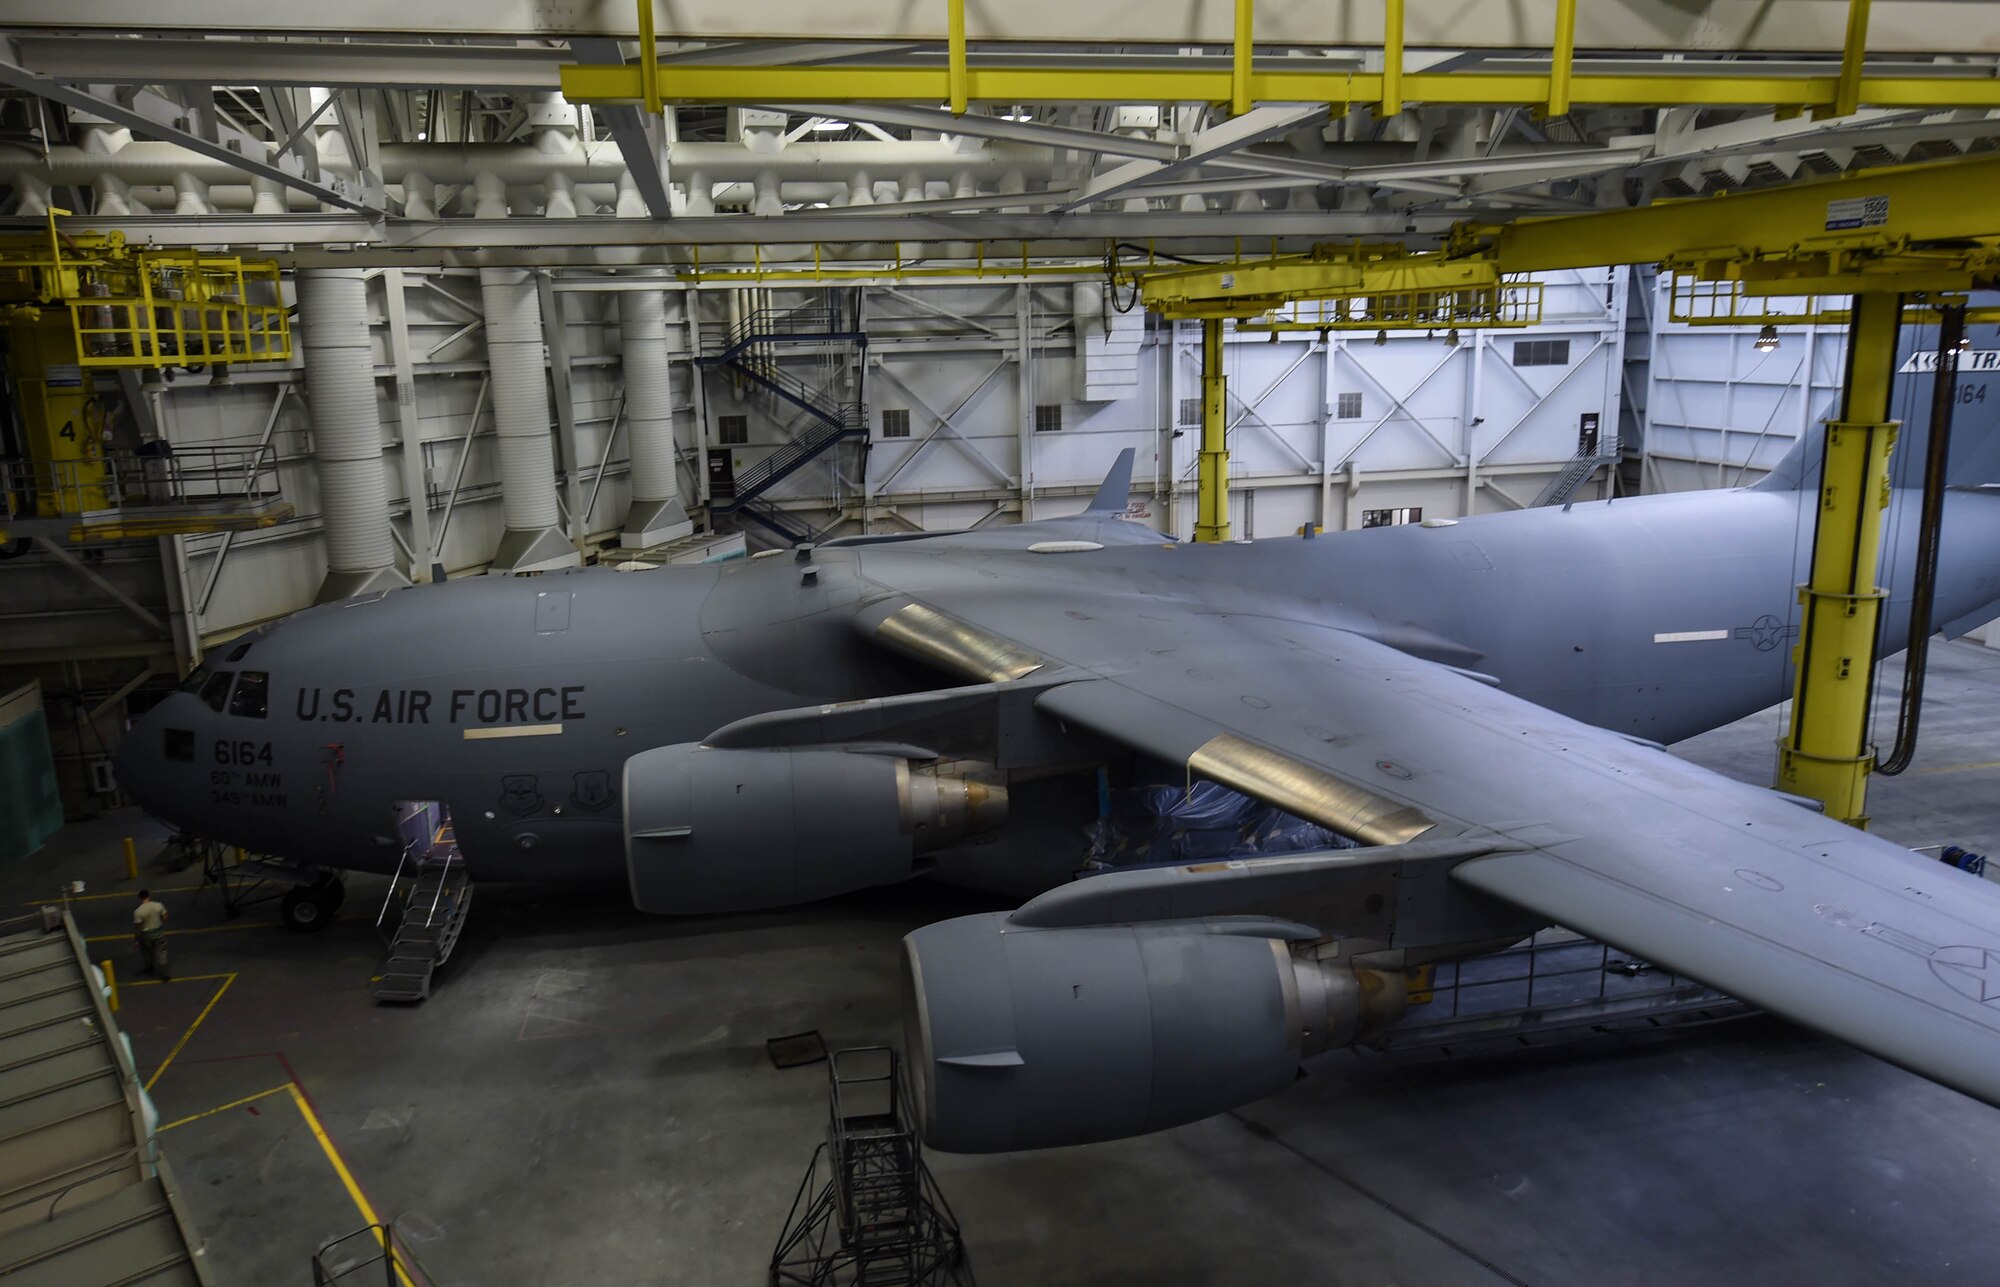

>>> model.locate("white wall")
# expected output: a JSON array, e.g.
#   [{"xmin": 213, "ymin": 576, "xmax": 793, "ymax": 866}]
[
  {"xmin": 0, "ymin": 267, "xmax": 1627, "ymax": 667},
  {"xmin": 1640, "ymin": 274, "xmax": 1848, "ymax": 493}
]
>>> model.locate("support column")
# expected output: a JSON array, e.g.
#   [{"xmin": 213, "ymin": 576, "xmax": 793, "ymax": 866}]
[
  {"xmin": 618, "ymin": 272, "xmax": 693, "ymax": 545},
  {"xmin": 297, "ymin": 269, "xmax": 410, "ymax": 602},
  {"xmin": 1777, "ymin": 291, "xmax": 1901, "ymax": 827},
  {"xmin": 1195, "ymin": 318, "xmax": 1230, "ymax": 542},
  {"xmin": 479, "ymin": 266, "xmax": 581, "ymax": 575}
]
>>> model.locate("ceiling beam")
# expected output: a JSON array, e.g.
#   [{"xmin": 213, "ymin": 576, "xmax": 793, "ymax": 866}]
[
  {"xmin": 0, "ymin": 44, "xmax": 382, "ymax": 212},
  {"xmin": 571, "ymin": 39, "xmax": 670, "ymax": 218}
]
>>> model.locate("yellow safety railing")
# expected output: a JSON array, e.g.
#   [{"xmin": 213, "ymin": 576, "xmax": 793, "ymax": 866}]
[
  {"xmin": 1235, "ymin": 280, "xmax": 1543, "ymax": 333},
  {"xmin": 0, "ymin": 218, "xmax": 292, "ymax": 369}
]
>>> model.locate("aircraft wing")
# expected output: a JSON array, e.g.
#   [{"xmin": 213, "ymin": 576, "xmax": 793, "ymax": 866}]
[{"xmin": 852, "ymin": 546, "xmax": 2000, "ymax": 1109}]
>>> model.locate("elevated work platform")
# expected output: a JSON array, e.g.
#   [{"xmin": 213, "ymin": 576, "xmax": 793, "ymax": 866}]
[
  {"xmin": 1, "ymin": 446, "xmax": 294, "ymax": 544},
  {"xmin": 0, "ymin": 907, "xmax": 211, "ymax": 1285}
]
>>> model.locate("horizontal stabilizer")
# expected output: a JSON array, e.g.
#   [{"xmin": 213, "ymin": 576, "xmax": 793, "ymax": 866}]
[{"xmin": 1008, "ymin": 836, "xmax": 1521, "ymax": 929}]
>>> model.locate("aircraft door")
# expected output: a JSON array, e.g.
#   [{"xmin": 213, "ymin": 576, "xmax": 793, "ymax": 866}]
[{"xmin": 707, "ymin": 449, "xmax": 736, "ymax": 499}]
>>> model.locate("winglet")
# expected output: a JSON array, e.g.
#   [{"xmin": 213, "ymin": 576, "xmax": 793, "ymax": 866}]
[{"xmin": 1085, "ymin": 448, "xmax": 1137, "ymax": 513}]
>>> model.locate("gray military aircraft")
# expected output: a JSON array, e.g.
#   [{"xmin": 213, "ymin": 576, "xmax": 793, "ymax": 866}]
[{"xmin": 117, "ymin": 347, "xmax": 2000, "ymax": 1151}]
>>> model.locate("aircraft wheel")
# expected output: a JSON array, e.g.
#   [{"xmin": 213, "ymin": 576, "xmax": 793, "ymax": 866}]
[
  {"xmin": 315, "ymin": 875, "xmax": 347, "ymax": 913},
  {"xmin": 281, "ymin": 885, "xmax": 335, "ymax": 933}
]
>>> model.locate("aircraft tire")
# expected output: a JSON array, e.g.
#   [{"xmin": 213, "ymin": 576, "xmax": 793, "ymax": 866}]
[
  {"xmin": 281, "ymin": 885, "xmax": 335, "ymax": 933},
  {"xmin": 316, "ymin": 875, "xmax": 347, "ymax": 913}
]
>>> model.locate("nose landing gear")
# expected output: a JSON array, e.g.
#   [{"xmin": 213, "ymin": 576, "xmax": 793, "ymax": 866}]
[{"xmin": 280, "ymin": 873, "xmax": 347, "ymax": 933}]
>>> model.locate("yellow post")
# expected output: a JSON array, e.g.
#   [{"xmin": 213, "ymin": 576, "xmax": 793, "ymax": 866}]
[
  {"xmin": 1195, "ymin": 318, "xmax": 1231, "ymax": 543},
  {"xmin": 947, "ymin": 0, "xmax": 969, "ymax": 115},
  {"xmin": 122, "ymin": 836, "xmax": 138, "ymax": 880},
  {"xmin": 636, "ymin": 0, "xmax": 661, "ymax": 114},
  {"xmin": 1777, "ymin": 291, "xmax": 1901, "ymax": 826},
  {"xmin": 1231, "ymin": 0, "xmax": 1254, "ymax": 118},
  {"xmin": 101, "ymin": 959, "xmax": 118, "ymax": 1011},
  {"xmin": 1828, "ymin": 0, "xmax": 1873, "ymax": 119},
  {"xmin": 1381, "ymin": 0, "xmax": 1405, "ymax": 118},
  {"xmin": 1548, "ymin": 0, "xmax": 1577, "ymax": 117}
]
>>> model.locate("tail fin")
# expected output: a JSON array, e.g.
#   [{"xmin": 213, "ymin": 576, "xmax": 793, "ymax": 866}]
[
  {"xmin": 1753, "ymin": 312, "xmax": 2000, "ymax": 492},
  {"xmin": 1084, "ymin": 448, "xmax": 1137, "ymax": 513}
]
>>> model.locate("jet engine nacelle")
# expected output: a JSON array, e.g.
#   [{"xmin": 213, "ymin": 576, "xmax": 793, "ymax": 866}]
[
  {"xmin": 623, "ymin": 745, "xmax": 1006, "ymax": 913},
  {"xmin": 902, "ymin": 913, "xmax": 1406, "ymax": 1153}
]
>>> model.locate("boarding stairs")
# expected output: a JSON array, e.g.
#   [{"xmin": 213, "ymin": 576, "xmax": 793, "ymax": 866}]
[
  {"xmin": 372, "ymin": 844, "xmax": 472, "ymax": 1004},
  {"xmin": 1532, "ymin": 435, "xmax": 1620, "ymax": 507},
  {"xmin": 701, "ymin": 301, "xmax": 868, "ymax": 544}
]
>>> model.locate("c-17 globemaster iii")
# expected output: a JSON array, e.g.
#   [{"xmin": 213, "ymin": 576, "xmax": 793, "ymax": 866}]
[{"xmin": 118, "ymin": 373, "xmax": 2000, "ymax": 1150}]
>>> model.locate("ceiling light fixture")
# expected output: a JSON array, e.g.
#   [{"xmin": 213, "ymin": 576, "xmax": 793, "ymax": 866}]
[
  {"xmin": 1754, "ymin": 324, "xmax": 1780, "ymax": 353},
  {"xmin": 1374, "ymin": 329, "xmax": 1388, "ymax": 346}
]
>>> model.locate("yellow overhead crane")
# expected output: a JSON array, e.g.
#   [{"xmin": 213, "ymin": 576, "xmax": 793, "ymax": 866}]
[
  {"xmin": 566, "ymin": 0, "xmax": 2000, "ymax": 119},
  {"xmin": 1135, "ymin": 153, "xmax": 2000, "ymax": 829},
  {"xmin": 0, "ymin": 215, "xmax": 294, "ymax": 543}
]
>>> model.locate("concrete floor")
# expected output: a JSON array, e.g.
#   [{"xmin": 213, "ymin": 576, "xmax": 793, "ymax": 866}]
[{"xmin": 14, "ymin": 640, "xmax": 2000, "ymax": 1286}]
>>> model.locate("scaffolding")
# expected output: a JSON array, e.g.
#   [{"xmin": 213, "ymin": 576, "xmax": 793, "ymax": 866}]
[
  {"xmin": 0, "ymin": 220, "xmax": 290, "ymax": 370},
  {"xmin": 771, "ymin": 1047, "xmax": 972, "ymax": 1287}
]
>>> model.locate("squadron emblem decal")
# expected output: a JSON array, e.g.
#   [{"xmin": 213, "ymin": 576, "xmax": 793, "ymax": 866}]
[{"xmin": 500, "ymin": 775, "xmax": 544, "ymax": 816}]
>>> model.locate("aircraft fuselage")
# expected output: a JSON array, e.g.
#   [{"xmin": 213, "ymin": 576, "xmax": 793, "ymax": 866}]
[{"xmin": 116, "ymin": 484, "xmax": 2000, "ymax": 889}]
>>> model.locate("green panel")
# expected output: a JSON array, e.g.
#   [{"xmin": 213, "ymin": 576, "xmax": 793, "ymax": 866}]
[{"xmin": 1, "ymin": 709, "xmax": 63, "ymax": 863}]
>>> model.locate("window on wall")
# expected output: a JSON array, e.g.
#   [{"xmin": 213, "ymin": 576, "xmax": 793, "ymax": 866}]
[
  {"xmin": 881, "ymin": 408, "xmax": 911, "ymax": 438},
  {"xmin": 1179, "ymin": 396, "xmax": 1202, "ymax": 425},
  {"xmin": 1336, "ymin": 392, "xmax": 1363, "ymax": 419},
  {"xmin": 1362, "ymin": 507, "xmax": 1423, "ymax": 528},
  {"xmin": 1035, "ymin": 404, "xmax": 1064, "ymax": 433},
  {"xmin": 717, "ymin": 414, "xmax": 749, "ymax": 445},
  {"xmin": 1512, "ymin": 339, "xmax": 1571, "ymax": 367}
]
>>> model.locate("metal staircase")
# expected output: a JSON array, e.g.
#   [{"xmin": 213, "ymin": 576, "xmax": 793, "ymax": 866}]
[
  {"xmin": 702, "ymin": 299, "xmax": 867, "ymax": 544},
  {"xmin": 770, "ymin": 1047, "xmax": 971, "ymax": 1286},
  {"xmin": 1533, "ymin": 435, "xmax": 1620, "ymax": 507},
  {"xmin": 372, "ymin": 846, "xmax": 472, "ymax": 1004}
]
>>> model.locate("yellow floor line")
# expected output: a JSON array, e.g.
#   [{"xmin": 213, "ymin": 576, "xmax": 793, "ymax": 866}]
[
  {"xmin": 144, "ymin": 973, "xmax": 237, "ymax": 1092},
  {"xmin": 124, "ymin": 971, "xmax": 239, "ymax": 987},
  {"xmin": 86, "ymin": 921, "xmax": 277, "ymax": 944},
  {"xmin": 158, "ymin": 1083, "xmax": 291, "ymax": 1132},
  {"xmin": 156, "ymin": 1074, "xmax": 419, "ymax": 1286},
  {"xmin": 1913, "ymin": 758, "xmax": 2000, "ymax": 776},
  {"xmin": 17, "ymin": 883, "xmax": 206, "ymax": 907},
  {"xmin": 287, "ymin": 1084, "xmax": 419, "ymax": 1287}
]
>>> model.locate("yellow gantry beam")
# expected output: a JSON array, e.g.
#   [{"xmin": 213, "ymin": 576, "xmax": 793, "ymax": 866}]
[
  {"xmin": 1778, "ymin": 291, "xmax": 1901, "ymax": 827},
  {"xmin": 561, "ymin": 61, "xmax": 2000, "ymax": 113},
  {"xmin": 1143, "ymin": 253, "xmax": 1499, "ymax": 319},
  {"xmin": 1452, "ymin": 153, "xmax": 2000, "ymax": 276}
]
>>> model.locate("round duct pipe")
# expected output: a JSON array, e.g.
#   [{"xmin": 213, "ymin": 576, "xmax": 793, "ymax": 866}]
[
  {"xmin": 477, "ymin": 266, "xmax": 580, "ymax": 574},
  {"xmin": 616, "ymin": 273, "xmax": 693, "ymax": 547},
  {"xmin": 297, "ymin": 269, "xmax": 411, "ymax": 602}
]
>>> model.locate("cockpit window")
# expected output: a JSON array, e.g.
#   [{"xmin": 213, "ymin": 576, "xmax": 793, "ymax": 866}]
[
  {"xmin": 177, "ymin": 666, "xmax": 209, "ymax": 694},
  {"xmin": 228, "ymin": 671, "xmax": 269, "ymax": 719},
  {"xmin": 226, "ymin": 640, "xmax": 254, "ymax": 662},
  {"xmin": 199, "ymin": 670, "xmax": 235, "ymax": 712}
]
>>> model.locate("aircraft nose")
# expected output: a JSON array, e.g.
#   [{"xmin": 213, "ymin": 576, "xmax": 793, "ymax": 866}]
[{"xmin": 117, "ymin": 697, "xmax": 197, "ymax": 828}]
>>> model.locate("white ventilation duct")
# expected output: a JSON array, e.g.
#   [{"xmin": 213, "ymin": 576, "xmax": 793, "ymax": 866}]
[
  {"xmin": 617, "ymin": 273, "xmax": 693, "ymax": 546},
  {"xmin": 297, "ymin": 269, "xmax": 411, "ymax": 602},
  {"xmin": 479, "ymin": 266, "xmax": 580, "ymax": 574}
]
